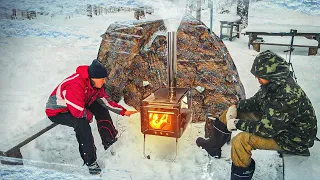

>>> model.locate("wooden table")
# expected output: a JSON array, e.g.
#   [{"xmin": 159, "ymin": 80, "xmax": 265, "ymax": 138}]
[
  {"xmin": 242, "ymin": 24, "xmax": 320, "ymax": 48},
  {"xmin": 219, "ymin": 14, "xmax": 241, "ymax": 41}
]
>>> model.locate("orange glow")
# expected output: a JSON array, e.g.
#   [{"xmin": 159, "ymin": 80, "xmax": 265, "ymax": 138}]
[{"xmin": 148, "ymin": 112, "xmax": 172, "ymax": 130}]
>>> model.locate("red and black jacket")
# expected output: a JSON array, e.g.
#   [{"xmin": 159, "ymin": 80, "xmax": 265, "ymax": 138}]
[{"xmin": 45, "ymin": 65, "xmax": 126, "ymax": 122}]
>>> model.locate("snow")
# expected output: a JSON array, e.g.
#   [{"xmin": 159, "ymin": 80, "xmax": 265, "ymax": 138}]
[
  {"xmin": 217, "ymin": 14, "xmax": 241, "ymax": 22},
  {"xmin": 283, "ymin": 146, "xmax": 320, "ymax": 180},
  {"xmin": 0, "ymin": 0, "xmax": 146, "ymax": 16},
  {"xmin": 266, "ymin": 0, "xmax": 320, "ymax": 16},
  {"xmin": 0, "ymin": 0, "xmax": 319, "ymax": 180},
  {"xmin": 0, "ymin": 118, "xmax": 56, "ymax": 152},
  {"xmin": 243, "ymin": 24, "xmax": 320, "ymax": 34}
]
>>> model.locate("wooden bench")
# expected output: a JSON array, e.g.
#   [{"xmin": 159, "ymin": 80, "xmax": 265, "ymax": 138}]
[
  {"xmin": 252, "ymin": 36, "xmax": 318, "ymax": 56},
  {"xmin": 253, "ymin": 42, "xmax": 318, "ymax": 56},
  {"xmin": 0, "ymin": 118, "xmax": 57, "ymax": 165}
]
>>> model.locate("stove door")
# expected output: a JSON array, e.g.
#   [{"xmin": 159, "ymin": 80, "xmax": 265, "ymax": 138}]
[{"xmin": 141, "ymin": 107, "xmax": 179, "ymax": 137}]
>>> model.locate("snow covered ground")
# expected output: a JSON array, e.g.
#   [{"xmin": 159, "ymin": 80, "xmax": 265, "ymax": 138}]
[{"xmin": 0, "ymin": 0, "xmax": 319, "ymax": 179}]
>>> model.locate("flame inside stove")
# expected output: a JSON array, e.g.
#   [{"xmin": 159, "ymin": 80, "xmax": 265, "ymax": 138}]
[{"xmin": 148, "ymin": 111, "xmax": 173, "ymax": 130}]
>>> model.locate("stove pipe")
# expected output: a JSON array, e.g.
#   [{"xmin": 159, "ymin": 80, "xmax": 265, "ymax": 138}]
[{"xmin": 167, "ymin": 31, "xmax": 177, "ymax": 100}]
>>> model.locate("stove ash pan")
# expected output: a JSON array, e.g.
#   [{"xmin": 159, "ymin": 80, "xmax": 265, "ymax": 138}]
[{"xmin": 141, "ymin": 88, "xmax": 192, "ymax": 138}]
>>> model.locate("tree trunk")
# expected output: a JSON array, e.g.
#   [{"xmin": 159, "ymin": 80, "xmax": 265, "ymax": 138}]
[
  {"xmin": 87, "ymin": 4, "xmax": 92, "ymax": 18},
  {"xmin": 196, "ymin": 0, "xmax": 201, "ymax": 21},
  {"xmin": 237, "ymin": 0, "xmax": 249, "ymax": 28}
]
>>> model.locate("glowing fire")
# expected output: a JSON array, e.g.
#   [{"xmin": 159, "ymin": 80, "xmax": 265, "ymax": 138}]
[{"xmin": 148, "ymin": 111, "xmax": 173, "ymax": 130}]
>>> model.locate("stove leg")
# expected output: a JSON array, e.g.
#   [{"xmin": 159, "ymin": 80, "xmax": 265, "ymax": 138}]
[
  {"xmin": 143, "ymin": 134, "xmax": 146, "ymax": 156},
  {"xmin": 170, "ymin": 138, "xmax": 178, "ymax": 162},
  {"xmin": 143, "ymin": 134, "xmax": 150, "ymax": 159},
  {"xmin": 176, "ymin": 138, "xmax": 178, "ymax": 157}
]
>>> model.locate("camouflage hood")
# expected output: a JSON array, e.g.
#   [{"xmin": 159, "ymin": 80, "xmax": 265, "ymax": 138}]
[{"xmin": 251, "ymin": 50, "xmax": 290, "ymax": 83}]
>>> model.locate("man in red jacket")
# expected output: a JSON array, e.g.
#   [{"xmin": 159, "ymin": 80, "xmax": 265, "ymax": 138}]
[{"xmin": 45, "ymin": 59, "xmax": 137, "ymax": 175}]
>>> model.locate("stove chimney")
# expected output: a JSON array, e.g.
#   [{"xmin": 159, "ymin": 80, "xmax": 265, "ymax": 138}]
[{"xmin": 167, "ymin": 31, "xmax": 177, "ymax": 101}]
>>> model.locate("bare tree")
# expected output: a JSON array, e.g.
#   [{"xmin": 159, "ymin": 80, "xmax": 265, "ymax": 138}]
[
  {"xmin": 196, "ymin": 0, "xmax": 201, "ymax": 21},
  {"xmin": 87, "ymin": 4, "xmax": 92, "ymax": 17},
  {"xmin": 237, "ymin": 0, "xmax": 249, "ymax": 28}
]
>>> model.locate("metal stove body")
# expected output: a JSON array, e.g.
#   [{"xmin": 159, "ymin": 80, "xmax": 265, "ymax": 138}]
[
  {"xmin": 140, "ymin": 31, "xmax": 192, "ymax": 159},
  {"xmin": 141, "ymin": 87, "xmax": 192, "ymax": 138}
]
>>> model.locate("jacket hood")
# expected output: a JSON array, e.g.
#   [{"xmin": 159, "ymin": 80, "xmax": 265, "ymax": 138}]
[
  {"xmin": 76, "ymin": 65, "xmax": 90, "ymax": 79},
  {"xmin": 76, "ymin": 65, "xmax": 102, "ymax": 89},
  {"xmin": 251, "ymin": 50, "xmax": 290, "ymax": 84}
]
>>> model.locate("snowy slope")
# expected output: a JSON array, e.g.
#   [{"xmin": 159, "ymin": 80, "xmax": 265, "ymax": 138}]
[{"xmin": 0, "ymin": 0, "xmax": 145, "ymax": 16}]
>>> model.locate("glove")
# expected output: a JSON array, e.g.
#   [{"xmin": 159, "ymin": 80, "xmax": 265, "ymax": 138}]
[
  {"xmin": 227, "ymin": 118, "xmax": 239, "ymax": 131},
  {"xmin": 226, "ymin": 106, "xmax": 237, "ymax": 121}
]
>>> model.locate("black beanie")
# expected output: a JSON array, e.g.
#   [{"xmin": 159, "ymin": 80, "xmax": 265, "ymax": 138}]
[{"xmin": 88, "ymin": 59, "xmax": 108, "ymax": 78}]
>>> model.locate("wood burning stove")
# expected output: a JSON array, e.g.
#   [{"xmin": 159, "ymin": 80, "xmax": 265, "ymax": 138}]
[
  {"xmin": 140, "ymin": 31, "xmax": 192, "ymax": 158},
  {"xmin": 141, "ymin": 87, "xmax": 192, "ymax": 138}
]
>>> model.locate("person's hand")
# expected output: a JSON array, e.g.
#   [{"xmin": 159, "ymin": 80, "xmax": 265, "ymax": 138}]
[
  {"xmin": 124, "ymin": 110, "xmax": 138, "ymax": 117},
  {"xmin": 227, "ymin": 118, "xmax": 239, "ymax": 131},
  {"xmin": 226, "ymin": 105, "xmax": 237, "ymax": 121}
]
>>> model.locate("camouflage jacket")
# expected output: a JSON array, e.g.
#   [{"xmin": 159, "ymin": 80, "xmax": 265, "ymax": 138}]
[{"xmin": 235, "ymin": 50, "xmax": 317, "ymax": 154}]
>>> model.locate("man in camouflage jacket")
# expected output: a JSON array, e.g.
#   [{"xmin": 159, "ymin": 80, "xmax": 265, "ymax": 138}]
[{"xmin": 224, "ymin": 50, "xmax": 317, "ymax": 179}]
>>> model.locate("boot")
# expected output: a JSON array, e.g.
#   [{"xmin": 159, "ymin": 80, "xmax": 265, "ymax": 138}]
[
  {"xmin": 231, "ymin": 159, "xmax": 255, "ymax": 180},
  {"xmin": 88, "ymin": 161, "xmax": 102, "ymax": 175},
  {"xmin": 196, "ymin": 116, "xmax": 231, "ymax": 158}
]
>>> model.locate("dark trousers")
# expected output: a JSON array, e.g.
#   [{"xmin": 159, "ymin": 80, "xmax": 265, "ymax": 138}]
[{"xmin": 48, "ymin": 101, "xmax": 118, "ymax": 165}]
